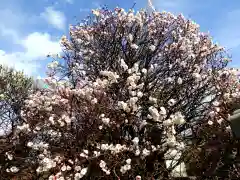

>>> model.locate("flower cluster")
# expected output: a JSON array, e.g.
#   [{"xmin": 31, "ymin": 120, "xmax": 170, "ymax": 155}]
[
  {"xmin": 120, "ymin": 159, "xmax": 132, "ymax": 174},
  {"xmin": 99, "ymin": 160, "xmax": 111, "ymax": 175}
]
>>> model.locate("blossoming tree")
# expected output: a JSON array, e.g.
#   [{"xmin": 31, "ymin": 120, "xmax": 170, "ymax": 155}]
[{"xmin": 1, "ymin": 6, "xmax": 239, "ymax": 180}]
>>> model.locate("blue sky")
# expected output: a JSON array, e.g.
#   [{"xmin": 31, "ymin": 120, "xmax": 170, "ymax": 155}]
[{"xmin": 0, "ymin": 0, "xmax": 240, "ymax": 78}]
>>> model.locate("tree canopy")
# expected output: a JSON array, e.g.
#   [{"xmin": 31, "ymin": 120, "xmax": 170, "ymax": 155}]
[{"xmin": 1, "ymin": 6, "xmax": 240, "ymax": 180}]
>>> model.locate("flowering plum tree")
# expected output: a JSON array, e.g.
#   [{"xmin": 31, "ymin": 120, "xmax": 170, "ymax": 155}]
[{"xmin": 0, "ymin": 6, "xmax": 238, "ymax": 180}]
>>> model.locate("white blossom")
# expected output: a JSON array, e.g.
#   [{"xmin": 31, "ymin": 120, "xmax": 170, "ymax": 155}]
[
  {"xmin": 130, "ymin": 90, "xmax": 136, "ymax": 96},
  {"xmin": 120, "ymin": 59, "xmax": 128, "ymax": 71},
  {"xmin": 177, "ymin": 77, "xmax": 183, "ymax": 84},
  {"xmin": 160, "ymin": 106, "xmax": 167, "ymax": 115},
  {"xmin": 132, "ymin": 137, "xmax": 139, "ymax": 145},
  {"xmin": 10, "ymin": 166, "xmax": 19, "ymax": 173},
  {"xmin": 168, "ymin": 99, "xmax": 176, "ymax": 106},
  {"xmin": 137, "ymin": 91, "xmax": 143, "ymax": 98},
  {"xmin": 141, "ymin": 68, "xmax": 147, "ymax": 74},
  {"xmin": 193, "ymin": 72, "xmax": 201, "ymax": 81},
  {"xmin": 172, "ymin": 112, "xmax": 186, "ymax": 125},
  {"xmin": 135, "ymin": 149, "xmax": 140, "ymax": 156},
  {"xmin": 100, "ymin": 71, "xmax": 119, "ymax": 83},
  {"xmin": 80, "ymin": 167, "xmax": 88, "ymax": 176},
  {"xmin": 129, "ymin": 97, "xmax": 138, "ymax": 112},
  {"xmin": 147, "ymin": 114, "xmax": 153, "ymax": 119},
  {"xmin": 136, "ymin": 175, "xmax": 142, "ymax": 180},
  {"xmin": 125, "ymin": 164, "xmax": 131, "ymax": 170},
  {"xmin": 105, "ymin": 170, "xmax": 111, "ymax": 175},
  {"xmin": 151, "ymin": 145, "xmax": 157, "ymax": 152},
  {"xmin": 208, "ymin": 120, "xmax": 213, "ymax": 125},
  {"xmin": 75, "ymin": 166, "xmax": 81, "ymax": 172},
  {"xmin": 163, "ymin": 119, "xmax": 173, "ymax": 126},
  {"xmin": 142, "ymin": 148, "xmax": 150, "ymax": 156},
  {"xmin": 49, "ymin": 116, "xmax": 55, "ymax": 124},
  {"xmin": 61, "ymin": 165, "xmax": 67, "ymax": 171},
  {"xmin": 5, "ymin": 152, "xmax": 13, "ymax": 160},
  {"xmin": 102, "ymin": 117, "xmax": 110, "ymax": 125},
  {"xmin": 16, "ymin": 123, "xmax": 30, "ymax": 132},
  {"xmin": 149, "ymin": 106, "xmax": 160, "ymax": 121},
  {"xmin": 126, "ymin": 158, "xmax": 131, "ymax": 164},
  {"xmin": 83, "ymin": 149, "xmax": 89, "ymax": 154},
  {"xmin": 91, "ymin": 98, "xmax": 98, "ymax": 104},
  {"xmin": 47, "ymin": 61, "xmax": 59, "ymax": 69},
  {"xmin": 68, "ymin": 159, "xmax": 74, "ymax": 164},
  {"xmin": 99, "ymin": 160, "xmax": 106, "ymax": 168},
  {"xmin": 128, "ymin": 34, "xmax": 133, "ymax": 42},
  {"xmin": 149, "ymin": 96, "xmax": 157, "ymax": 104},
  {"xmin": 217, "ymin": 118, "xmax": 224, "ymax": 124},
  {"xmin": 167, "ymin": 135, "xmax": 177, "ymax": 147},
  {"xmin": 149, "ymin": 44, "xmax": 156, "ymax": 51},
  {"xmin": 131, "ymin": 44, "xmax": 139, "ymax": 49},
  {"xmin": 118, "ymin": 101, "xmax": 130, "ymax": 112},
  {"xmin": 120, "ymin": 164, "xmax": 131, "ymax": 174},
  {"xmin": 94, "ymin": 151, "xmax": 101, "ymax": 157},
  {"xmin": 74, "ymin": 172, "xmax": 83, "ymax": 179},
  {"xmin": 213, "ymin": 101, "xmax": 220, "ymax": 106}
]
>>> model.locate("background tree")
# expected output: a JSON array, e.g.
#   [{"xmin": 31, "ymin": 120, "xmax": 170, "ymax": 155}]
[
  {"xmin": 0, "ymin": 65, "xmax": 33, "ymax": 180},
  {"xmin": 183, "ymin": 68, "xmax": 240, "ymax": 179},
  {"xmin": 0, "ymin": 65, "xmax": 33, "ymax": 137}
]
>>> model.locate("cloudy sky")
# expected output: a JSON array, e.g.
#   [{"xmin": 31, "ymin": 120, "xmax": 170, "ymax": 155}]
[{"xmin": 0, "ymin": 0, "xmax": 239, "ymax": 78}]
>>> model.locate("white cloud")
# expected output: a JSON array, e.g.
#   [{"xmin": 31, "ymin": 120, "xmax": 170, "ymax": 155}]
[
  {"xmin": 0, "ymin": 32, "xmax": 61, "ymax": 76},
  {"xmin": 41, "ymin": 7, "xmax": 66, "ymax": 30},
  {"xmin": 22, "ymin": 32, "xmax": 61, "ymax": 59}
]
